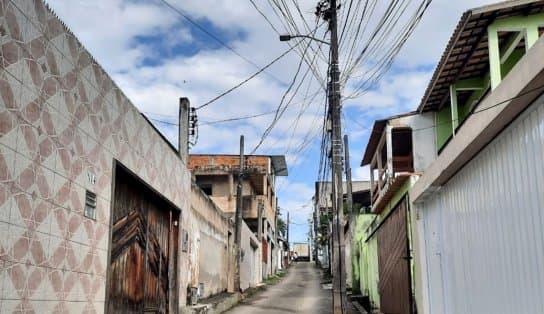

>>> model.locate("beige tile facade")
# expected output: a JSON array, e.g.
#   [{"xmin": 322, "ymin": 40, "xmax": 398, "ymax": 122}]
[{"xmin": 0, "ymin": 0, "xmax": 191, "ymax": 312}]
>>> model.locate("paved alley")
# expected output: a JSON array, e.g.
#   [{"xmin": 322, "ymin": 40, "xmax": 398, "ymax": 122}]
[{"xmin": 226, "ymin": 262, "xmax": 332, "ymax": 314}]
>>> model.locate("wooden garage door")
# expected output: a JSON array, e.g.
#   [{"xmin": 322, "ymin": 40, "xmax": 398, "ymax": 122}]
[
  {"xmin": 107, "ymin": 166, "xmax": 179, "ymax": 313},
  {"xmin": 376, "ymin": 198, "xmax": 413, "ymax": 314}
]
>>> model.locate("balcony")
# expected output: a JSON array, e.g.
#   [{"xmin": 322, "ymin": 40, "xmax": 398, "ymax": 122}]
[{"xmin": 369, "ymin": 127, "xmax": 413, "ymax": 213}]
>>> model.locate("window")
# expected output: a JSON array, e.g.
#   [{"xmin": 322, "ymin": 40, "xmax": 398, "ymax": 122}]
[
  {"xmin": 182, "ymin": 230, "xmax": 189, "ymax": 252},
  {"xmin": 84, "ymin": 190, "xmax": 97, "ymax": 220}
]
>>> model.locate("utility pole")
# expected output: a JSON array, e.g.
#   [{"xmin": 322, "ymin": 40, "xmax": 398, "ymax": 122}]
[
  {"xmin": 287, "ymin": 211, "xmax": 290, "ymax": 254},
  {"xmin": 275, "ymin": 197, "xmax": 279, "ymax": 273},
  {"xmin": 344, "ymin": 135, "xmax": 353, "ymax": 217},
  {"xmin": 234, "ymin": 135, "xmax": 244, "ymax": 291},
  {"xmin": 309, "ymin": 219, "xmax": 314, "ymax": 262},
  {"xmin": 323, "ymin": 0, "xmax": 346, "ymax": 312}
]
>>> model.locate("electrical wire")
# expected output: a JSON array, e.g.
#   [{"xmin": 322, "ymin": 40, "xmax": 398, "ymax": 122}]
[
  {"xmin": 254, "ymin": 0, "xmax": 329, "ymax": 87},
  {"xmin": 159, "ymin": 0, "xmax": 289, "ymax": 86},
  {"xmin": 250, "ymin": 27, "xmax": 322, "ymax": 154},
  {"xmin": 146, "ymin": 82, "xmax": 544, "ymax": 140},
  {"xmin": 195, "ymin": 39, "xmax": 304, "ymax": 110},
  {"xmin": 200, "ymin": 110, "xmax": 277, "ymax": 125}
]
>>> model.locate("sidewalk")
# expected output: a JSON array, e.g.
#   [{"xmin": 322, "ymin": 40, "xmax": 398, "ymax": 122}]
[
  {"xmin": 181, "ymin": 271, "xmax": 288, "ymax": 314},
  {"xmin": 180, "ymin": 292, "xmax": 242, "ymax": 314}
]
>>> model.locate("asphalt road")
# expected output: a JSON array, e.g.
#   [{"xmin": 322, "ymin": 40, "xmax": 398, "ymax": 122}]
[{"xmin": 226, "ymin": 262, "xmax": 333, "ymax": 314}]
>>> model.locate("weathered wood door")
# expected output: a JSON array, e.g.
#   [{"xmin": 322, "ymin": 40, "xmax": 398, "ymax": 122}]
[
  {"xmin": 107, "ymin": 167, "xmax": 179, "ymax": 313},
  {"xmin": 376, "ymin": 198, "xmax": 413, "ymax": 314}
]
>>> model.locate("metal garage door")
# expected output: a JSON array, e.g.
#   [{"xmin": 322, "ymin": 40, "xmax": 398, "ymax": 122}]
[{"xmin": 420, "ymin": 96, "xmax": 544, "ymax": 314}]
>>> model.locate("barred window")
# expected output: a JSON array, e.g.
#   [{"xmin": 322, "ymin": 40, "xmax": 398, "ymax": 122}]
[{"xmin": 84, "ymin": 190, "xmax": 97, "ymax": 220}]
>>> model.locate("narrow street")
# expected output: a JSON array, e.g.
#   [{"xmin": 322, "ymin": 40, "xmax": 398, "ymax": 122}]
[
  {"xmin": 226, "ymin": 262, "xmax": 332, "ymax": 314},
  {"xmin": 3, "ymin": 1, "xmax": 544, "ymax": 313}
]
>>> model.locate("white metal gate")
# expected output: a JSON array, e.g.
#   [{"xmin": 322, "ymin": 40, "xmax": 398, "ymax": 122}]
[{"xmin": 419, "ymin": 96, "xmax": 544, "ymax": 314}]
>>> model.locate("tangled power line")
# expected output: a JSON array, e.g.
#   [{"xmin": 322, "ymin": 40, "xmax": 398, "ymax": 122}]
[{"xmin": 150, "ymin": 0, "xmax": 433, "ymax": 184}]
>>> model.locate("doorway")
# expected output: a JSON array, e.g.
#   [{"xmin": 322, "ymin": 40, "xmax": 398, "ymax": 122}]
[{"xmin": 106, "ymin": 164, "xmax": 180, "ymax": 313}]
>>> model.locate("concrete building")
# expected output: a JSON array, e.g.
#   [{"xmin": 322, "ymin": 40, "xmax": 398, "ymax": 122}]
[
  {"xmin": 408, "ymin": 1, "xmax": 544, "ymax": 313},
  {"xmin": 188, "ymin": 154, "xmax": 287, "ymax": 281},
  {"xmin": 0, "ymin": 0, "xmax": 194, "ymax": 312},
  {"xmin": 313, "ymin": 181, "xmax": 370, "ymax": 273},
  {"xmin": 357, "ymin": 111, "xmax": 435, "ymax": 313}
]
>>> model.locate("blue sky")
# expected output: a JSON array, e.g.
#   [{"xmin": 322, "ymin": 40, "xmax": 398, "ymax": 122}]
[{"xmin": 47, "ymin": 0, "xmax": 497, "ymax": 244}]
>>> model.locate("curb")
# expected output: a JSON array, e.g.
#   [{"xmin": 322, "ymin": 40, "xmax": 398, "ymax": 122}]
[{"xmin": 180, "ymin": 293, "xmax": 242, "ymax": 314}]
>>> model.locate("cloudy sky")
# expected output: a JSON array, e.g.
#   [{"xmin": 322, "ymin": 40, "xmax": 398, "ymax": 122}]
[{"xmin": 47, "ymin": 0, "xmax": 496, "ymax": 244}]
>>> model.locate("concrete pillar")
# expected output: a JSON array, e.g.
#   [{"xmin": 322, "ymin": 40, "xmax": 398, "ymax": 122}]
[
  {"xmin": 450, "ymin": 84, "xmax": 459, "ymax": 133},
  {"xmin": 178, "ymin": 97, "xmax": 190, "ymax": 163},
  {"xmin": 385, "ymin": 124, "xmax": 393, "ymax": 178},
  {"xmin": 526, "ymin": 26, "xmax": 540, "ymax": 49},
  {"xmin": 487, "ymin": 27, "xmax": 501, "ymax": 90}
]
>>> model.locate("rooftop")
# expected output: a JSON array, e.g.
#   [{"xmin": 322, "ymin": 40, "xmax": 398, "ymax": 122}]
[
  {"xmin": 418, "ymin": 0, "xmax": 544, "ymax": 112},
  {"xmin": 189, "ymin": 154, "xmax": 288, "ymax": 176}
]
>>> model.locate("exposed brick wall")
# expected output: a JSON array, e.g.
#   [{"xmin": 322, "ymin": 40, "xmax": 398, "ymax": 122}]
[
  {"xmin": 188, "ymin": 155, "xmax": 270, "ymax": 171},
  {"xmin": 0, "ymin": 1, "xmax": 191, "ymax": 312}
]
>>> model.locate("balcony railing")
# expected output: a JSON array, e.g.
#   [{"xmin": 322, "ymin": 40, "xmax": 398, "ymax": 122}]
[{"xmin": 369, "ymin": 128, "xmax": 414, "ymax": 213}]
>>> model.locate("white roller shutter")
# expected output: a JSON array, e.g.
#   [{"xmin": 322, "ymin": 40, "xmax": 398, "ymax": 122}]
[{"xmin": 419, "ymin": 95, "xmax": 544, "ymax": 314}]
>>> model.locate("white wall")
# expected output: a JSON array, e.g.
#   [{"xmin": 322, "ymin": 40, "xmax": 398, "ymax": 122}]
[
  {"xmin": 394, "ymin": 112, "xmax": 436, "ymax": 173},
  {"xmin": 240, "ymin": 221, "xmax": 261, "ymax": 291},
  {"xmin": 416, "ymin": 96, "xmax": 544, "ymax": 314}
]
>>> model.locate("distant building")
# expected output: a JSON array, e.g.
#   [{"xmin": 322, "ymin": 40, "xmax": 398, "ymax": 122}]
[
  {"xmin": 188, "ymin": 155, "xmax": 287, "ymax": 281},
  {"xmin": 313, "ymin": 181, "xmax": 370, "ymax": 273}
]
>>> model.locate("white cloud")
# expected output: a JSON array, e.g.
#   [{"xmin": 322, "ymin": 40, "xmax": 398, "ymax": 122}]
[
  {"xmin": 395, "ymin": 0, "xmax": 499, "ymax": 68},
  {"xmin": 345, "ymin": 70, "xmax": 433, "ymax": 112},
  {"xmin": 47, "ymin": 0, "xmax": 186, "ymax": 72},
  {"xmin": 353, "ymin": 165, "xmax": 371, "ymax": 182},
  {"xmin": 46, "ymin": 0, "xmax": 500, "ymax": 244}
]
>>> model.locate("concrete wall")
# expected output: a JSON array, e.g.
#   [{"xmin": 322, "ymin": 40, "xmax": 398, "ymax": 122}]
[
  {"xmin": 352, "ymin": 214, "xmax": 379, "ymax": 307},
  {"xmin": 180, "ymin": 184, "xmax": 233, "ymax": 301},
  {"xmin": 240, "ymin": 220, "xmax": 261, "ymax": 291},
  {"xmin": 0, "ymin": 1, "xmax": 192, "ymax": 312},
  {"xmin": 389, "ymin": 112, "xmax": 436, "ymax": 173},
  {"xmin": 195, "ymin": 175, "xmax": 230, "ymax": 197},
  {"xmin": 345, "ymin": 226, "xmax": 352, "ymax": 288}
]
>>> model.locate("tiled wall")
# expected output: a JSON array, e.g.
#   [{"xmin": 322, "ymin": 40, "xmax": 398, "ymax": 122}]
[{"xmin": 0, "ymin": 0, "xmax": 191, "ymax": 312}]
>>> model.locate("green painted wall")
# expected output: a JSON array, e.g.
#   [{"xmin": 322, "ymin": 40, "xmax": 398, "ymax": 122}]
[
  {"xmin": 501, "ymin": 48, "xmax": 525, "ymax": 78},
  {"xmin": 352, "ymin": 214, "xmax": 378, "ymax": 306},
  {"xmin": 437, "ymin": 45, "xmax": 523, "ymax": 153},
  {"xmin": 351, "ymin": 180, "xmax": 413, "ymax": 310},
  {"xmin": 435, "ymin": 106, "xmax": 452, "ymax": 151},
  {"xmin": 362, "ymin": 236, "xmax": 380, "ymax": 308}
]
